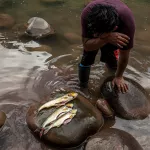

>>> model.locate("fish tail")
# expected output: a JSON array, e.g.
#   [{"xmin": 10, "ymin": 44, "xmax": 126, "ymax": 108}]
[{"xmin": 39, "ymin": 128, "xmax": 44, "ymax": 138}]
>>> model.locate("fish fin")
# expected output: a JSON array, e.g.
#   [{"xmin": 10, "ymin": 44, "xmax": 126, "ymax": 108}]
[
  {"xmin": 67, "ymin": 105, "xmax": 73, "ymax": 108},
  {"xmin": 63, "ymin": 118, "xmax": 72, "ymax": 125}
]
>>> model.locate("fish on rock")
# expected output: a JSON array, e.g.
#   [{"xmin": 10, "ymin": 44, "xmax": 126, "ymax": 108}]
[
  {"xmin": 42, "ymin": 109, "xmax": 77, "ymax": 136},
  {"xmin": 38, "ymin": 92, "xmax": 78, "ymax": 112},
  {"xmin": 41, "ymin": 103, "xmax": 74, "ymax": 128}
]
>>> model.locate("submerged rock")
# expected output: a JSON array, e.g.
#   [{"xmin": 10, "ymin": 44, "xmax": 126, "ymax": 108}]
[
  {"xmin": 26, "ymin": 92, "xmax": 104, "ymax": 148},
  {"xmin": 85, "ymin": 128, "xmax": 143, "ymax": 150},
  {"xmin": 0, "ymin": 14, "xmax": 15, "ymax": 29},
  {"xmin": 25, "ymin": 17, "xmax": 55, "ymax": 39},
  {"xmin": 100, "ymin": 76, "xmax": 150, "ymax": 120},
  {"xmin": 0, "ymin": 111, "xmax": 6, "ymax": 129}
]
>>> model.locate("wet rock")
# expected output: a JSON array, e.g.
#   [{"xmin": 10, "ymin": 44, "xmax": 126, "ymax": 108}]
[
  {"xmin": 25, "ymin": 17, "xmax": 55, "ymax": 39},
  {"xmin": 0, "ymin": 111, "xmax": 6, "ymax": 128},
  {"xmin": 64, "ymin": 32, "xmax": 81, "ymax": 44},
  {"xmin": 26, "ymin": 93, "xmax": 104, "ymax": 148},
  {"xmin": 100, "ymin": 76, "xmax": 150, "ymax": 120},
  {"xmin": 0, "ymin": 14, "xmax": 15, "ymax": 29},
  {"xmin": 85, "ymin": 128, "xmax": 143, "ymax": 150}
]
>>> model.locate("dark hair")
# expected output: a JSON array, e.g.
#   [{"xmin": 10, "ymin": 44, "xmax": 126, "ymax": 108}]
[{"xmin": 87, "ymin": 4, "xmax": 119, "ymax": 35}]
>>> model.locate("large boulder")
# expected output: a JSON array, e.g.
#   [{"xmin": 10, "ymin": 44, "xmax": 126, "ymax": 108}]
[
  {"xmin": 25, "ymin": 17, "xmax": 55, "ymax": 39},
  {"xmin": 85, "ymin": 128, "xmax": 143, "ymax": 150},
  {"xmin": 100, "ymin": 76, "xmax": 150, "ymax": 120},
  {"xmin": 26, "ymin": 92, "xmax": 104, "ymax": 148}
]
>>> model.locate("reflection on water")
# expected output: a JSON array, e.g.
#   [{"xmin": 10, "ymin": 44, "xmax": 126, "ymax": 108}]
[{"xmin": 0, "ymin": 0, "xmax": 150, "ymax": 149}]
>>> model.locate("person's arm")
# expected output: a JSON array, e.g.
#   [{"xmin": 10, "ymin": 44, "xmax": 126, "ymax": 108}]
[
  {"xmin": 112, "ymin": 49, "xmax": 130, "ymax": 93},
  {"xmin": 82, "ymin": 37, "xmax": 108, "ymax": 51},
  {"xmin": 115, "ymin": 49, "xmax": 130, "ymax": 77},
  {"xmin": 83, "ymin": 32, "xmax": 130, "ymax": 51}
]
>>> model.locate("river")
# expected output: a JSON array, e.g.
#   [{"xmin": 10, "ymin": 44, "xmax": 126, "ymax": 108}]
[{"xmin": 0, "ymin": 0, "xmax": 150, "ymax": 150}]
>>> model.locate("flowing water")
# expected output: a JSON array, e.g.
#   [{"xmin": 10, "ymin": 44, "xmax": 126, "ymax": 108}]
[{"xmin": 0, "ymin": 0, "xmax": 150, "ymax": 149}]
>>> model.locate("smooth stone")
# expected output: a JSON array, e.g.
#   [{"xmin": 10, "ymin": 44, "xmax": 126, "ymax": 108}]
[
  {"xmin": 0, "ymin": 14, "xmax": 15, "ymax": 29},
  {"xmin": 85, "ymin": 128, "xmax": 143, "ymax": 150},
  {"xmin": 25, "ymin": 17, "xmax": 55, "ymax": 39},
  {"xmin": 0, "ymin": 111, "xmax": 6, "ymax": 128},
  {"xmin": 26, "ymin": 93, "xmax": 104, "ymax": 148},
  {"xmin": 100, "ymin": 76, "xmax": 150, "ymax": 120}
]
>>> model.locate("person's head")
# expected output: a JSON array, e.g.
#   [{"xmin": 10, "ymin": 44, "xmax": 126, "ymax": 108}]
[{"xmin": 87, "ymin": 4, "xmax": 119, "ymax": 36}]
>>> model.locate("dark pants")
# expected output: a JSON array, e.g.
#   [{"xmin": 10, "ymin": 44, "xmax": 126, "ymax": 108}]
[{"xmin": 80, "ymin": 44, "xmax": 120, "ymax": 70}]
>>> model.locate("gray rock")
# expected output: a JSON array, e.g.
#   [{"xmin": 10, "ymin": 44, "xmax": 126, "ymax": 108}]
[
  {"xmin": 85, "ymin": 128, "xmax": 143, "ymax": 150},
  {"xmin": 100, "ymin": 76, "xmax": 150, "ymax": 120},
  {"xmin": 25, "ymin": 17, "xmax": 55, "ymax": 39}
]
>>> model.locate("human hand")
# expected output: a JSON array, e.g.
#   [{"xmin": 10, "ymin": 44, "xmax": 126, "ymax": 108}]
[
  {"xmin": 112, "ymin": 76, "xmax": 128, "ymax": 93},
  {"xmin": 100, "ymin": 32, "xmax": 130, "ymax": 48}
]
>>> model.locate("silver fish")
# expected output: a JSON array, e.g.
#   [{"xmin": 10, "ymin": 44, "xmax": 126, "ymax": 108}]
[
  {"xmin": 42, "ymin": 103, "xmax": 73, "ymax": 128},
  {"xmin": 43, "ymin": 109, "xmax": 77, "ymax": 136},
  {"xmin": 38, "ymin": 92, "xmax": 78, "ymax": 112}
]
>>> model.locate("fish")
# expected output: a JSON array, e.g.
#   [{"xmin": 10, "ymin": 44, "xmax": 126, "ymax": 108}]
[
  {"xmin": 41, "ymin": 103, "xmax": 74, "ymax": 128},
  {"xmin": 40, "ymin": 109, "xmax": 77, "ymax": 137},
  {"xmin": 38, "ymin": 92, "xmax": 78, "ymax": 112}
]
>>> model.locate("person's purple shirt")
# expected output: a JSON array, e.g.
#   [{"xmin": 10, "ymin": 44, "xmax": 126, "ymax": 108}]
[{"xmin": 81, "ymin": 0, "xmax": 135, "ymax": 50}]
